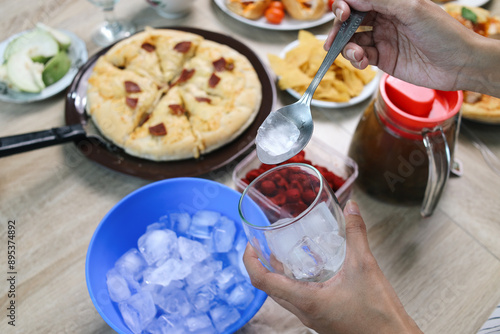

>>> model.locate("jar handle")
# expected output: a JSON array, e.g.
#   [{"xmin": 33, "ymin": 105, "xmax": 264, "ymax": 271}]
[{"xmin": 421, "ymin": 128, "xmax": 451, "ymax": 217}]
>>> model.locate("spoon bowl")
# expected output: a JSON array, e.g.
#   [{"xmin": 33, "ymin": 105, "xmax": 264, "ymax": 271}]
[
  {"xmin": 256, "ymin": 10, "xmax": 366, "ymax": 165},
  {"xmin": 256, "ymin": 97, "xmax": 313, "ymax": 164}
]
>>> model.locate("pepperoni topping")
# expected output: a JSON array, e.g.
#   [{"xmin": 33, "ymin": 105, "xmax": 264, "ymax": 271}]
[
  {"xmin": 212, "ymin": 57, "xmax": 234, "ymax": 72},
  {"xmin": 179, "ymin": 69, "xmax": 195, "ymax": 83},
  {"xmin": 149, "ymin": 123, "xmax": 167, "ymax": 136},
  {"xmin": 195, "ymin": 97, "xmax": 211, "ymax": 103},
  {"xmin": 124, "ymin": 81, "xmax": 141, "ymax": 93},
  {"xmin": 213, "ymin": 58, "xmax": 227, "ymax": 72},
  {"xmin": 169, "ymin": 104, "xmax": 187, "ymax": 115},
  {"xmin": 208, "ymin": 73, "xmax": 220, "ymax": 88},
  {"xmin": 174, "ymin": 41, "xmax": 192, "ymax": 53},
  {"xmin": 125, "ymin": 97, "xmax": 138, "ymax": 109},
  {"xmin": 171, "ymin": 69, "xmax": 195, "ymax": 87},
  {"xmin": 141, "ymin": 42, "xmax": 156, "ymax": 52}
]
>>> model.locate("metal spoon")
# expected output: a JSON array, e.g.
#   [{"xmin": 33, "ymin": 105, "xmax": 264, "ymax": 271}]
[{"xmin": 256, "ymin": 10, "xmax": 367, "ymax": 164}]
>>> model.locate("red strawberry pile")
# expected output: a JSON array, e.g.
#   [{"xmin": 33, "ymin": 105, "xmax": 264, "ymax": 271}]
[{"xmin": 240, "ymin": 151, "xmax": 346, "ymax": 217}]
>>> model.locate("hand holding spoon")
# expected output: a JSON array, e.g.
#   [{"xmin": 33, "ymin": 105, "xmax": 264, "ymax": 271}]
[{"xmin": 256, "ymin": 10, "xmax": 367, "ymax": 164}]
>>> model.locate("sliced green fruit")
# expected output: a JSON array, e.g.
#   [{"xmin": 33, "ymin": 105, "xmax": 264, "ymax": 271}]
[
  {"xmin": 42, "ymin": 51, "xmax": 71, "ymax": 86},
  {"xmin": 6, "ymin": 51, "xmax": 46, "ymax": 93},
  {"xmin": 0, "ymin": 64, "xmax": 8, "ymax": 83},
  {"xmin": 4, "ymin": 29, "xmax": 59, "ymax": 63},
  {"xmin": 36, "ymin": 23, "xmax": 72, "ymax": 51}
]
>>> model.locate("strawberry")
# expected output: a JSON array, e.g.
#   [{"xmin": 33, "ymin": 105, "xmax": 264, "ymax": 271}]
[
  {"xmin": 260, "ymin": 180, "xmax": 277, "ymax": 196},
  {"xmin": 302, "ymin": 189, "xmax": 317, "ymax": 205},
  {"xmin": 245, "ymin": 169, "xmax": 260, "ymax": 182},
  {"xmin": 289, "ymin": 180, "xmax": 303, "ymax": 192},
  {"xmin": 285, "ymin": 188, "xmax": 301, "ymax": 203},
  {"xmin": 286, "ymin": 155, "xmax": 304, "ymax": 163},
  {"xmin": 271, "ymin": 192, "xmax": 287, "ymax": 206},
  {"xmin": 275, "ymin": 176, "xmax": 288, "ymax": 190},
  {"xmin": 324, "ymin": 172, "xmax": 345, "ymax": 191},
  {"xmin": 259, "ymin": 164, "xmax": 276, "ymax": 172}
]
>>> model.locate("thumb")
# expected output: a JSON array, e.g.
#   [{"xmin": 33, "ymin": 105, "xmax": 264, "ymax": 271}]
[{"xmin": 343, "ymin": 199, "xmax": 371, "ymax": 255}]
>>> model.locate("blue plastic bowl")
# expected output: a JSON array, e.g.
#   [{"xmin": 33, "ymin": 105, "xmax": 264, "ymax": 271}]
[{"xmin": 85, "ymin": 177, "xmax": 267, "ymax": 334}]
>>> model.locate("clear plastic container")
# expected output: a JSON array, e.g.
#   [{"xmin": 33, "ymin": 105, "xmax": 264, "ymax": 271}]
[{"xmin": 232, "ymin": 137, "xmax": 358, "ymax": 208}]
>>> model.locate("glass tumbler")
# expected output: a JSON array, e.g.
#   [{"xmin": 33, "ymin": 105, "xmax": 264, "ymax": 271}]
[
  {"xmin": 238, "ymin": 163, "xmax": 346, "ymax": 282},
  {"xmin": 87, "ymin": 0, "xmax": 136, "ymax": 47}
]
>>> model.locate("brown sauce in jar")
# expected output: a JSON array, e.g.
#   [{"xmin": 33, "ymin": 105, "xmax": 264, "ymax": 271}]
[{"xmin": 348, "ymin": 100, "xmax": 458, "ymax": 204}]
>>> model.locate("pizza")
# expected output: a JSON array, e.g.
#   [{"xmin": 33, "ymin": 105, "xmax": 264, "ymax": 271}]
[
  {"xmin": 86, "ymin": 28, "xmax": 262, "ymax": 161},
  {"xmin": 462, "ymin": 92, "xmax": 500, "ymax": 124},
  {"xmin": 444, "ymin": 4, "xmax": 500, "ymax": 123}
]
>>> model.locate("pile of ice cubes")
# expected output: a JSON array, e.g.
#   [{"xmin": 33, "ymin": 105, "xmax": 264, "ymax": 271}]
[
  {"xmin": 256, "ymin": 111, "xmax": 300, "ymax": 157},
  {"xmin": 106, "ymin": 210, "xmax": 255, "ymax": 334},
  {"xmin": 265, "ymin": 202, "xmax": 346, "ymax": 282}
]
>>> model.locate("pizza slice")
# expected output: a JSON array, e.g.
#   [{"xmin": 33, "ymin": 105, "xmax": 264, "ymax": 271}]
[
  {"xmin": 462, "ymin": 91, "xmax": 500, "ymax": 124},
  {"xmin": 179, "ymin": 82, "xmax": 258, "ymax": 155},
  {"xmin": 103, "ymin": 28, "xmax": 165, "ymax": 85},
  {"xmin": 86, "ymin": 57, "xmax": 160, "ymax": 146},
  {"xmin": 154, "ymin": 29, "xmax": 204, "ymax": 83},
  {"xmin": 124, "ymin": 86, "xmax": 200, "ymax": 160},
  {"xmin": 185, "ymin": 40, "xmax": 262, "ymax": 103}
]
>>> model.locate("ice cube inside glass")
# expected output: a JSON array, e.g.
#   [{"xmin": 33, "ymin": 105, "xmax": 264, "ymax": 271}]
[{"xmin": 238, "ymin": 163, "xmax": 346, "ymax": 282}]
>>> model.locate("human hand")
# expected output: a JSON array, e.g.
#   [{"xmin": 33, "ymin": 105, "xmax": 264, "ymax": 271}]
[
  {"xmin": 243, "ymin": 200, "xmax": 423, "ymax": 334},
  {"xmin": 324, "ymin": 0, "xmax": 480, "ymax": 92}
]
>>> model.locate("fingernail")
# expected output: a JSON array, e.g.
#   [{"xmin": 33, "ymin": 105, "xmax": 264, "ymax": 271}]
[
  {"xmin": 345, "ymin": 200, "xmax": 361, "ymax": 216},
  {"xmin": 336, "ymin": 9, "xmax": 344, "ymax": 20},
  {"xmin": 324, "ymin": 30, "xmax": 335, "ymax": 50},
  {"xmin": 347, "ymin": 49, "xmax": 357, "ymax": 61}
]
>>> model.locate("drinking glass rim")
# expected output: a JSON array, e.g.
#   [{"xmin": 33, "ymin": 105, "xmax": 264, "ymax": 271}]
[{"xmin": 238, "ymin": 163, "xmax": 326, "ymax": 231}]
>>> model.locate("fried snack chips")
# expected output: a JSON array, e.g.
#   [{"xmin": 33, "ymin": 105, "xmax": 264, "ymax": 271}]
[{"xmin": 268, "ymin": 30, "xmax": 376, "ymax": 102}]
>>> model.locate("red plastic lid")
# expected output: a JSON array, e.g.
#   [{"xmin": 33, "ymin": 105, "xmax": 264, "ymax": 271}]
[{"xmin": 379, "ymin": 74, "xmax": 462, "ymax": 131}]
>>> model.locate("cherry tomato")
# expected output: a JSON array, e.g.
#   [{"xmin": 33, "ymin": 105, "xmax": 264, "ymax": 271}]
[
  {"xmin": 265, "ymin": 7, "xmax": 285, "ymax": 24},
  {"xmin": 328, "ymin": 0, "xmax": 335, "ymax": 12},
  {"xmin": 269, "ymin": 1, "xmax": 285, "ymax": 10}
]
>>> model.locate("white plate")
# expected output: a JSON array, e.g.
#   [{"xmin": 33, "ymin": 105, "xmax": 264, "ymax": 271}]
[
  {"xmin": 0, "ymin": 29, "xmax": 88, "ymax": 104},
  {"xmin": 279, "ymin": 35, "xmax": 381, "ymax": 108},
  {"xmin": 439, "ymin": 0, "xmax": 490, "ymax": 7},
  {"xmin": 214, "ymin": 0, "xmax": 335, "ymax": 31}
]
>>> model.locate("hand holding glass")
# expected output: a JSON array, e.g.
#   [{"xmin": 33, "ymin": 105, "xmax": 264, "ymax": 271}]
[{"xmin": 238, "ymin": 163, "xmax": 346, "ymax": 282}]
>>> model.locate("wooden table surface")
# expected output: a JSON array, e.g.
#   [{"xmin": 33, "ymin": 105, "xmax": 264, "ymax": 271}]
[{"xmin": 1, "ymin": 0, "xmax": 500, "ymax": 333}]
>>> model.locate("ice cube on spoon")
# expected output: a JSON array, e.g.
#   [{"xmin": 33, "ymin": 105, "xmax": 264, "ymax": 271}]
[{"xmin": 256, "ymin": 111, "xmax": 301, "ymax": 162}]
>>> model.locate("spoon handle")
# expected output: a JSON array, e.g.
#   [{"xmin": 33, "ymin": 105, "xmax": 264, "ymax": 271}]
[{"xmin": 300, "ymin": 10, "xmax": 367, "ymax": 105}]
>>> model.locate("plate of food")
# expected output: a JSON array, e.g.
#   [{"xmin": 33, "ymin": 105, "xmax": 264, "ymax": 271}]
[
  {"xmin": 0, "ymin": 24, "xmax": 88, "ymax": 103},
  {"xmin": 214, "ymin": 0, "xmax": 335, "ymax": 31},
  {"xmin": 443, "ymin": 3, "xmax": 500, "ymax": 124},
  {"xmin": 62, "ymin": 26, "xmax": 275, "ymax": 180},
  {"xmin": 268, "ymin": 30, "xmax": 380, "ymax": 108}
]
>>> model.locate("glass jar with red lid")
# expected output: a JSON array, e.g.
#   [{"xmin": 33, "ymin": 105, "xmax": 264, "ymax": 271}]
[{"xmin": 348, "ymin": 74, "xmax": 462, "ymax": 217}]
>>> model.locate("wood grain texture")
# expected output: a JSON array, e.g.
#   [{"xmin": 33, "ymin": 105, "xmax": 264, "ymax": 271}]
[{"xmin": 1, "ymin": 0, "xmax": 499, "ymax": 333}]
